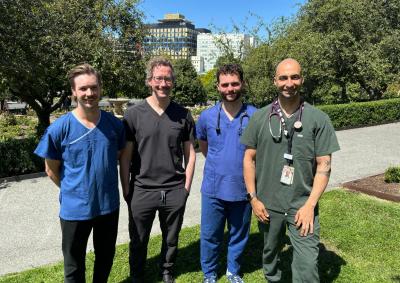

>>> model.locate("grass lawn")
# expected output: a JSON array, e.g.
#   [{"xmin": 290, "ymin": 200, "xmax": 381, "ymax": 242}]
[{"xmin": 1, "ymin": 189, "xmax": 399, "ymax": 283}]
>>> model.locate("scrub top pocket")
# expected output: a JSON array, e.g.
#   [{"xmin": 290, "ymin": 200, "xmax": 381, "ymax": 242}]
[
  {"xmin": 66, "ymin": 139, "xmax": 87, "ymax": 167},
  {"xmin": 206, "ymin": 124, "xmax": 224, "ymax": 152}
]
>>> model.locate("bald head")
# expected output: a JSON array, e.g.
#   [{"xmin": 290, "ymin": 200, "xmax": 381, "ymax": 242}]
[
  {"xmin": 275, "ymin": 58, "xmax": 302, "ymax": 77},
  {"xmin": 274, "ymin": 58, "xmax": 303, "ymax": 99}
]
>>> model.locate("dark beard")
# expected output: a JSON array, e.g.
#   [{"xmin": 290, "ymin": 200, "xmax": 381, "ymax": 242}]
[{"xmin": 220, "ymin": 91, "xmax": 242, "ymax": 102}]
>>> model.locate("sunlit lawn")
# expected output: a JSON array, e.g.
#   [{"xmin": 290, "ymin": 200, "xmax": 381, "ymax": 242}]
[{"xmin": 1, "ymin": 189, "xmax": 400, "ymax": 282}]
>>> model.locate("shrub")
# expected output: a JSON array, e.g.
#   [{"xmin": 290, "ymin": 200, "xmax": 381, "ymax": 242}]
[
  {"xmin": 318, "ymin": 98, "xmax": 400, "ymax": 130},
  {"xmin": 0, "ymin": 136, "xmax": 44, "ymax": 178},
  {"xmin": 384, "ymin": 166, "xmax": 400, "ymax": 183}
]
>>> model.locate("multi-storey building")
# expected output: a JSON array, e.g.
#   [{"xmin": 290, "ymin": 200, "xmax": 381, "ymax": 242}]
[
  {"xmin": 143, "ymin": 13, "xmax": 210, "ymax": 60},
  {"xmin": 190, "ymin": 56, "xmax": 205, "ymax": 73},
  {"xmin": 197, "ymin": 33, "xmax": 257, "ymax": 72}
]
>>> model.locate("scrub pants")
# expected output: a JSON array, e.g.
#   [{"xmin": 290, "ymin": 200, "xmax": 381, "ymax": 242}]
[
  {"xmin": 128, "ymin": 188, "xmax": 188, "ymax": 280},
  {"xmin": 258, "ymin": 209, "xmax": 320, "ymax": 283},
  {"xmin": 60, "ymin": 209, "xmax": 119, "ymax": 283},
  {"xmin": 200, "ymin": 194, "xmax": 252, "ymax": 277}
]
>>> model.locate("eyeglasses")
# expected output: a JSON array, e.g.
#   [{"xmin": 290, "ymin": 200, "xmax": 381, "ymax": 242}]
[{"xmin": 152, "ymin": 76, "xmax": 173, "ymax": 84}]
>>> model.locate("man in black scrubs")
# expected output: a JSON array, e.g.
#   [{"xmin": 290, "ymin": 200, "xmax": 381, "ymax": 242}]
[{"xmin": 120, "ymin": 57, "xmax": 196, "ymax": 283}]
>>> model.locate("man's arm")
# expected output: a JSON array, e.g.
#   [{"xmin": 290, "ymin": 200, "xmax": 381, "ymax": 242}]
[
  {"xmin": 119, "ymin": 141, "xmax": 133, "ymax": 201},
  {"xmin": 198, "ymin": 140, "xmax": 208, "ymax": 157},
  {"xmin": 44, "ymin": 159, "xmax": 61, "ymax": 187},
  {"xmin": 183, "ymin": 140, "xmax": 196, "ymax": 193},
  {"xmin": 243, "ymin": 148, "xmax": 269, "ymax": 222},
  {"xmin": 295, "ymin": 154, "xmax": 332, "ymax": 236}
]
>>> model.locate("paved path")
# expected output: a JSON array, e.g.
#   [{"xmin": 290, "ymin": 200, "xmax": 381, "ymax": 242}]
[{"xmin": 0, "ymin": 122, "xmax": 399, "ymax": 276}]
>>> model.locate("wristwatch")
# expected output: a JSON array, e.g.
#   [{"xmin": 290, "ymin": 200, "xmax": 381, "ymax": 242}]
[{"xmin": 246, "ymin": 192, "xmax": 257, "ymax": 201}]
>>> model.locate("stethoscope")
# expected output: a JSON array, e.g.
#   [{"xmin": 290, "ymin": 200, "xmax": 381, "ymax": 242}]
[
  {"xmin": 216, "ymin": 103, "xmax": 250, "ymax": 136},
  {"xmin": 268, "ymin": 99, "xmax": 304, "ymax": 141}
]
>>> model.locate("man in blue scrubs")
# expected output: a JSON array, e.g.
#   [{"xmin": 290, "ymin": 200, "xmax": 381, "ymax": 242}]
[
  {"xmin": 196, "ymin": 64, "xmax": 257, "ymax": 283},
  {"xmin": 35, "ymin": 64, "xmax": 125, "ymax": 283}
]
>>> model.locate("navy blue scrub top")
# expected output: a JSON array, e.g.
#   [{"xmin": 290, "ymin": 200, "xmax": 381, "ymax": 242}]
[{"xmin": 196, "ymin": 102, "xmax": 257, "ymax": 201}]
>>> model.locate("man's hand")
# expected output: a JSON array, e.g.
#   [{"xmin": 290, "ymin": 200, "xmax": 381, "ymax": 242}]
[
  {"xmin": 251, "ymin": 198, "xmax": 270, "ymax": 223},
  {"xmin": 294, "ymin": 203, "xmax": 315, "ymax": 236}
]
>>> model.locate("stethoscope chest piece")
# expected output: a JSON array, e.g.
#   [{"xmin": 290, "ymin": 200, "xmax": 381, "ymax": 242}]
[{"xmin": 294, "ymin": 121, "xmax": 303, "ymax": 130}]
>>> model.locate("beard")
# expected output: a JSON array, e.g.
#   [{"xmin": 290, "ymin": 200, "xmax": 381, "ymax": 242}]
[{"xmin": 220, "ymin": 91, "xmax": 242, "ymax": 103}]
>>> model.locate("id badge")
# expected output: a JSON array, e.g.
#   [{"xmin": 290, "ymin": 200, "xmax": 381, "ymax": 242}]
[{"xmin": 280, "ymin": 165, "xmax": 294, "ymax": 185}]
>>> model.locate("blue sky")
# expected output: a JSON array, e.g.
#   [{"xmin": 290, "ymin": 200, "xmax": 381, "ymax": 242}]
[{"xmin": 138, "ymin": 0, "xmax": 306, "ymax": 36}]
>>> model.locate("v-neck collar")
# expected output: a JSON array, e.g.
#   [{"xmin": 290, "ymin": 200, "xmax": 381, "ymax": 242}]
[
  {"xmin": 145, "ymin": 99, "xmax": 172, "ymax": 119},
  {"xmin": 71, "ymin": 110, "xmax": 101, "ymax": 130},
  {"xmin": 220, "ymin": 102, "xmax": 246, "ymax": 123}
]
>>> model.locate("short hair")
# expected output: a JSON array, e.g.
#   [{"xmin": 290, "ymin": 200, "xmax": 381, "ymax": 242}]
[
  {"xmin": 67, "ymin": 63, "xmax": 102, "ymax": 90},
  {"xmin": 216, "ymin": 64, "xmax": 244, "ymax": 83},
  {"xmin": 145, "ymin": 57, "xmax": 175, "ymax": 86}
]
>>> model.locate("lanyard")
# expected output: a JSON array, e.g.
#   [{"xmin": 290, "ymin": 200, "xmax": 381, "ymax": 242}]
[{"xmin": 270, "ymin": 99, "xmax": 304, "ymax": 165}]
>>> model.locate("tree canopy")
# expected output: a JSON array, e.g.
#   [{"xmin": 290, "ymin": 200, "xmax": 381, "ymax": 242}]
[
  {"xmin": 239, "ymin": 0, "xmax": 400, "ymax": 106},
  {"xmin": 0, "ymin": 0, "xmax": 146, "ymax": 133},
  {"xmin": 172, "ymin": 59, "xmax": 206, "ymax": 106}
]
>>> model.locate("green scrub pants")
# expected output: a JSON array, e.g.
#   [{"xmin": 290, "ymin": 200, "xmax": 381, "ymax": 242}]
[{"xmin": 258, "ymin": 209, "xmax": 320, "ymax": 283}]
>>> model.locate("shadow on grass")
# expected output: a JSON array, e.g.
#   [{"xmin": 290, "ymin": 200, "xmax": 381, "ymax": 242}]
[
  {"xmin": 392, "ymin": 275, "xmax": 400, "ymax": 282},
  {"xmin": 243, "ymin": 234, "xmax": 346, "ymax": 282},
  {"xmin": 118, "ymin": 229, "xmax": 345, "ymax": 282}
]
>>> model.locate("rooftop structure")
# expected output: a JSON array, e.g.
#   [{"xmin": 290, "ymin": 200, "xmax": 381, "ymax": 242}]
[{"xmin": 143, "ymin": 13, "xmax": 210, "ymax": 60}]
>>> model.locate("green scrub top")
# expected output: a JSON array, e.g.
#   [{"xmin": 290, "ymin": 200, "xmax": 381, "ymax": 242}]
[{"xmin": 240, "ymin": 102, "xmax": 340, "ymax": 213}]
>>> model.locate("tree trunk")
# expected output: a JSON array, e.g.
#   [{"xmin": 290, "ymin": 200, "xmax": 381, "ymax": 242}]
[
  {"xmin": 36, "ymin": 110, "xmax": 51, "ymax": 137},
  {"xmin": 340, "ymin": 81, "xmax": 348, "ymax": 103}
]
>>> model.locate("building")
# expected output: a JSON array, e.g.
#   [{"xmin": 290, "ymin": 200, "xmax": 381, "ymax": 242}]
[
  {"xmin": 197, "ymin": 33, "xmax": 256, "ymax": 72},
  {"xmin": 143, "ymin": 13, "xmax": 210, "ymax": 60},
  {"xmin": 191, "ymin": 56, "xmax": 205, "ymax": 73}
]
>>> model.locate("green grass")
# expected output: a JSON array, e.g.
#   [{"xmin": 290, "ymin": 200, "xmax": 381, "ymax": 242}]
[{"xmin": 1, "ymin": 190, "xmax": 400, "ymax": 282}]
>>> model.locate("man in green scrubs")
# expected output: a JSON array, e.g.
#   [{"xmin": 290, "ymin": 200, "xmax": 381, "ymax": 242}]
[{"xmin": 241, "ymin": 58, "xmax": 340, "ymax": 282}]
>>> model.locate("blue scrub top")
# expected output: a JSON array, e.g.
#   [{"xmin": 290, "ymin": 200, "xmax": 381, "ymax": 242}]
[
  {"xmin": 196, "ymin": 103, "xmax": 257, "ymax": 201},
  {"xmin": 34, "ymin": 111, "xmax": 125, "ymax": 220}
]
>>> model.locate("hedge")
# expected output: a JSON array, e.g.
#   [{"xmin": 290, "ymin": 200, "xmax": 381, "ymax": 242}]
[
  {"xmin": 318, "ymin": 98, "xmax": 400, "ymax": 130},
  {"xmin": 1, "ymin": 98, "xmax": 399, "ymax": 179},
  {"xmin": 0, "ymin": 136, "xmax": 44, "ymax": 178}
]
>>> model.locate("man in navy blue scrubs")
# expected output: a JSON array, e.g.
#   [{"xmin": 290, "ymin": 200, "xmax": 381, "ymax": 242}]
[
  {"xmin": 35, "ymin": 63, "xmax": 125, "ymax": 283},
  {"xmin": 196, "ymin": 64, "xmax": 257, "ymax": 283}
]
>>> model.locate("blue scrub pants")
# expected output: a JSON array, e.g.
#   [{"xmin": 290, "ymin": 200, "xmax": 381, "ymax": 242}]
[
  {"xmin": 200, "ymin": 194, "xmax": 252, "ymax": 277},
  {"xmin": 258, "ymin": 209, "xmax": 320, "ymax": 283}
]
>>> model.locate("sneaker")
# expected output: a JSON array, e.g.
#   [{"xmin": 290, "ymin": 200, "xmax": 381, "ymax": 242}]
[
  {"xmin": 227, "ymin": 274, "xmax": 244, "ymax": 283},
  {"xmin": 203, "ymin": 275, "xmax": 217, "ymax": 283}
]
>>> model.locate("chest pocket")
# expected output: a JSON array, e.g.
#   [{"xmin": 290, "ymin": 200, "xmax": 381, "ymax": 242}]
[
  {"xmin": 206, "ymin": 124, "xmax": 224, "ymax": 152},
  {"xmin": 66, "ymin": 138, "xmax": 88, "ymax": 167},
  {"xmin": 168, "ymin": 124, "xmax": 184, "ymax": 148},
  {"xmin": 292, "ymin": 131, "xmax": 315, "ymax": 160}
]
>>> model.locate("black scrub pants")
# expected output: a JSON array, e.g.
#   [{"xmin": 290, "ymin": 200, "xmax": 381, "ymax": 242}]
[
  {"xmin": 128, "ymin": 188, "xmax": 188, "ymax": 280},
  {"xmin": 60, "ymin": 209, "xmax": 119, "ymax": 283}
]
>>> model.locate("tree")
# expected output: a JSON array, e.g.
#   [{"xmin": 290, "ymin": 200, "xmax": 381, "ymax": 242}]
[
  {"xmin": 271, "ymin": 0, "xmax": 400, "ymax": 103},
  {"xmin": 0, "ymin": 0, "xmax": 146, "ymax": 134},
  {"xmin": 0, "ymin": 76, "xmax": 12, "ymax": 111},
  {"xmin": 242, "ymin": 43, "xmax": 277, "ymax": 107},
  {"xmin": 172, "ymin": 59, "xmax": 206, "ymax": 106},
  {"xmin": 240, "ymin": 0, "xmax": 400, "ymax": 105},
  {"xmin": 199, "ymin": 68, "xmax": 219, "ymax": 103}
]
